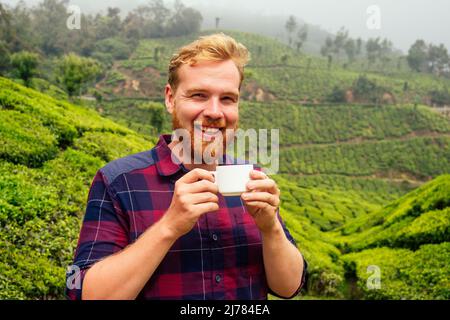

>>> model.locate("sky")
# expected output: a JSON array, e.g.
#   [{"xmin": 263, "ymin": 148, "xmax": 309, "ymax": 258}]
[{"xmin": 4, "ymin": 0, "xmax": 450, "ymax": 52}]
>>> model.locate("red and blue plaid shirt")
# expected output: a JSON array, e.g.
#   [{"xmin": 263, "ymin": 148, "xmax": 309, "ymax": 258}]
[{"xmin": 66, "ymin": 134, "xmax": 307, "ymax": 300}]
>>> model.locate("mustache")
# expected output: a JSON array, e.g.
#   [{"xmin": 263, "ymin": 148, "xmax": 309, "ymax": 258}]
[{"xmin": 193, "ymin": 120, "xmax": 226, "ymax": 128}]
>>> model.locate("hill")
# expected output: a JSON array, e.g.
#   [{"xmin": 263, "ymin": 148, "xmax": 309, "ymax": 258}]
[
  {"xmin": 276, "ymin": 174, "xmax": 450, "ymax": 299},
  {"xmin": 95, "ymin": 30, "xmax": 450, "ymax": 105},
  {"xmin": 1, "ymin": 27, "xmax": 450, "ymax": 300},
  {"xmin": 0, "ymin": 77, "xmax": 154, "ymax": 299},
  {"xmin": 336, "ymin": 175, "xmax": 450, "ymax": 299}
]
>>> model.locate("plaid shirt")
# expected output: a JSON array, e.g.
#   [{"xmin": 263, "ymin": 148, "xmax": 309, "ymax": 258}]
[{"xmin": 66, "ymin": 134, "xmax": 307, "ymax": 300}]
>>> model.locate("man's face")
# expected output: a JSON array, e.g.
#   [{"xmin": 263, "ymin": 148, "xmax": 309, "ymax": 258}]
[{"xmin": 165, "ymin": 59, "xmax": 240, "ymax": 162}]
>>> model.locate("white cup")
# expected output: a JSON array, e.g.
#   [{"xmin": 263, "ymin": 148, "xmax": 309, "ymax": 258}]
[{"xmin": 212, "ymin": 164, "xmax": 254, "ymax": 197}]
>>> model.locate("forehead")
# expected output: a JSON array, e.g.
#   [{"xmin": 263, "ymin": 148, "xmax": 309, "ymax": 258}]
[{"xmin": 177, "ymin": 59, "xmax": 241, "ymax": 93}]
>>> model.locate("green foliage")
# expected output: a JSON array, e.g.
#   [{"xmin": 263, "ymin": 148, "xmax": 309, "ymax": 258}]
[
  {"xmin": 94, "ymin": 37, "xmax": 132, "ymax": 60},
  {"xmin": 110, "ymin": 30, "xmax": 450, "ymax": 104},
  {"xmin": 74, "ymin": 131, "xmax": 153, "ymax": 162},
  {"xmin": 280, "ymin": 136, "xmax": 450, "ymax": 177},
  {"xmin": 0, "ymin": 77, "xmax": 153, "ymax": 299},
  {"xmin": 429, "ymin": 88, "xmax": 450, "ymax": 106},
  {"xmin": 10, "ymin": 51, "xmax": 39, "ymax": 87},
  {"xmin": 92, "ymin": 100, "xmax": 172, "ymax": 137},
  {"xmin": 334, "ymin": 175, "xmax": 450, "ymax": 251},
  {"xmin": 1, "ymin": 26, "xmax": 450, "ymax": 301},
  {"xmin": 240, "ymin": 102, "xmax": 450, "ymax": 145},
  {"xmin": 327, "ymin": 86, "xmax": 347, "ymax": 103},
  {"xmin": 0, "ymin": 110, "xmax": 58, "ymax": 167},
  {"xmin": 342, "ymin": 243, "xmax": 450, "ymax": 299},
  {"xmin": 57, "ymin": 53, "xmax": 102, "ymax": 96},
  {"xmin": 407, "ymin": 39, "xmax": 450, "ymax": 77},
  {"xmin": 0, "ymin": 40, "xmax": 10, "ymax": 73},
  {"xmin": 352, "ymin": 75, "xmax": 384, "ymax": 103}
]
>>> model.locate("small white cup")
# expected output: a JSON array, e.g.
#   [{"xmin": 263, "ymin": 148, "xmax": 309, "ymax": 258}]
[{"xmin": 212, "ymin": 164, "xmax": 254, "ymax": 197}]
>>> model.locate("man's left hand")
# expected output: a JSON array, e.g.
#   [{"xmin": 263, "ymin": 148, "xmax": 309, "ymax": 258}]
[{"xmin": 241, "ymin": 170, "xmax": 281, "ymax": 234}]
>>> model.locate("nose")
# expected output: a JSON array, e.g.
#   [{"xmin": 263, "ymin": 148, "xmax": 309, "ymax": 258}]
[{"xmin": 203, "ymin": 97, "xmax": 224, "ymax": 120}]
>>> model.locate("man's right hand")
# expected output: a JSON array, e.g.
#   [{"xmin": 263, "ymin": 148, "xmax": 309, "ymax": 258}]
[{"xmin": 160, "ymin": 168, "xmax": 219, "ymax": 239}]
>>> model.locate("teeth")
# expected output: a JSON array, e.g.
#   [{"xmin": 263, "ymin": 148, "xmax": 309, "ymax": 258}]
[{"xmin": 201, "ymin": 126, "xmax": 221, "ymax": 134}]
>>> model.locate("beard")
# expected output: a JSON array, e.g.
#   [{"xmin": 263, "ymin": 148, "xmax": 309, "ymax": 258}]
[{"xmin": 171, "ymin": 107, "xmax": 238, "ymax": 164}]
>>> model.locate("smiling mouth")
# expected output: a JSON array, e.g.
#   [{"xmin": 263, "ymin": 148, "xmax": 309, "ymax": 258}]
[{"xmin": 194, "ymin": 124, "xmax": 225, "ymax": 141}]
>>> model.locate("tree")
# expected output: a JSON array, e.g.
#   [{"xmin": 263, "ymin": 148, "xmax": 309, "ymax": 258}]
[
  {"xmin": 356, "ymin": 38, "xmax": 362, "ymax": 55},
  {"xmin": 295, "ymin": 24, "xmax": 308, "ymax": 53},
  {"xmin": 428, "ymin": 43, "xmax": 449, "ymax": 76},
  {"xmin": 0, "ymin": 3, "xmax": 11, "ymax": 41},
  {"xmin": 380, "ymin": 38, "xmax": 393, "ymax": 67},
  {"xmin": 31, "ymin": 0, "xmax": 70, "ymax": 55},
  {"xmin": 1, "ymin": 2, "xmax": 34, "ymax": 53},
  {"xmin": 328, "ymin": 86, "xmax": 347, "ymax": 103},
  {"xmin": 123, "ymin": 0, "xmax": 171, "ymax": 39},
  {"xmin": 333, "ymin": 27, "xmax": 349, "ymax": 59},
  {"xmin": 407, "ymin": 40, "xmax": 428, "ymax": 72},
  {"xmin": 0, "ymin": 41, "xmax": 10, "ymax": 74},
  {"xmin": 215, "ymin": 17, "xmax": 220, "ymax": 29},
  {"xmin": 57, "ymin": 53, "xmax": 102, "ymax": 96},
  {"xmin": 344, "ymin": 39, "xmax": 356, "ymax": 63},
  {"xmin": 167, "ymin": 0, "xmax": 202, "ymax": 37},
  {"xmin": 94, "ymin": 7, "xmax": 122, "ymax": 40},
  {"xmin": 366, "ymin": 37, "xmax": 381, "ymax": 67},
  {"xmin": 353, "ymin": 75, "xmax": 383, "ymax": 104},
  {"xmin": 285, "ymin": 15, "xmax": 297, "ymax": 46},
  {"xmin": 147, "ymin": 103, "xmax": 165, "ymax": 133},
  {"xmin": 321, "ymin": 36, "xmax": 334, "ymax": 67},
  {"xmin": 0, "ymin": 4, "xmax": 12, "ymax": 72},
  {"xmin": 10, "ymin": 51, "xmax": 39, "ymax": 87}
]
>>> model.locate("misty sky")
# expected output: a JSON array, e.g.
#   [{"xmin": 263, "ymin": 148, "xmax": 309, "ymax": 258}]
[{"xmin": 4, "ymin": 0, "xmax": 450, "ymax": 52}]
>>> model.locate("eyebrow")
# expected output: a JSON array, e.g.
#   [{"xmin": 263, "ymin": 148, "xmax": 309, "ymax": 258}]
[{"xmin": 185, "ymin": 88, "xmax": 239, "ymax": 99}]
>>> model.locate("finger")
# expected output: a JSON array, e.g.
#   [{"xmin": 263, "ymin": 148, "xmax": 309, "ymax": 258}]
[
  {"xmin": 180, "ymin": 168, "xmax": 215, "ymax": 184},
  {"xmin": 246, "ymin": 179, "xmax": 279, "ymax": 194},
  {"xmin": 186, "ymin": 179, "xmax": 219, "ymax": 194},
  {"xmin": 194, "ymin": 202, "xmax": 220, "ymax": 215},
  {"xmin": 241, "ymin": 192, "xmax": 280, "ymax": 207},
  {"xmin": 189, "ymin": 192, "xmax": 219, "ymax": 205},
  {"xmin": 243, "ymin": 201, "xmax": 272, "ymax": 211},
  {"xmin": 249, "ymin": 169, "xmax": 268, "ymax": 180}
]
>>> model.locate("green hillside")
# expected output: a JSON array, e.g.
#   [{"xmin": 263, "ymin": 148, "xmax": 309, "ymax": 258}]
[
  {"xmin": 2, "ymin": 26, "xmax": 450, "ymax": 300},
  {"xmin": 97, "ymin": 30, "xmax": 450, "ymax": 104},
  {"xmin": 276, "ymin": 175, "xmax": 450, "ymax": 299},
  {"xmin": 1, "ymin": 75, "xmax": 449, "ymax": 300},
  {"xmin": 0, "ymin": 77, "xmax": 154, "ymax": 299},
  {"xmin": 337, "ymin": 175, "xmax": 450, "ymax": 299}
]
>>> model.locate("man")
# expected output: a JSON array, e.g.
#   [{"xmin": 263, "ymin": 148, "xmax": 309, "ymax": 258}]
[{"xmin": 66, "ymin": 33, "xmax": 307, "ymax": 300}]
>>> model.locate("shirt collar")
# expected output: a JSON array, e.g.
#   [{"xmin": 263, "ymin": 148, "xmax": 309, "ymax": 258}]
[
  {"xmin": 154, "ymin": 134, "xmax": 186, "ymax": 177},
  {"xmin": 154, "ymin": 134, "xmax": 237, "ymax": 177}
]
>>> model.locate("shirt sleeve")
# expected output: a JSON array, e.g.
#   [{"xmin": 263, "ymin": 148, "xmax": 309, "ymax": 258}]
[
  {"xmin": 252, "ymin": 165, "xmax": 308, "ymax": 299},
  {"xmin": 65, "ymin": 170, "xmax": 130, "ymax": 300},
  {"xmin": 269, "ymin": 209, "xmax": 308, "ymax": 299}
]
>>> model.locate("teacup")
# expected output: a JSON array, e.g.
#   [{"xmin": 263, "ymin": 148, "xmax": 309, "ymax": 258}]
[{"xmin": 212, "ymin": 164, "xmax": 254, "ymax": 197}]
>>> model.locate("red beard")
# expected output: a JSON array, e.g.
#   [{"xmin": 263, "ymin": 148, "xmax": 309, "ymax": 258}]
[{"xmin": 171, "ymin": 108, "xmax": 237, "ymax": 164}]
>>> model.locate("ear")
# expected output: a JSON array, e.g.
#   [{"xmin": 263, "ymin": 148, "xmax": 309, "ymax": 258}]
[{"xmin": 165, "ymin": 84, "xmax": 175, "ymax": 114}]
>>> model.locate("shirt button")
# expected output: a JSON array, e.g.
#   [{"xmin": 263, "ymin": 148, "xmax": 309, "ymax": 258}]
[
  {"xmin": 212, "ymin": 234, "xmax": 218, "ymax": 241},
  {"xmin": 215, "ymin": 274, "xmax": 222, "ymax": 283}
]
